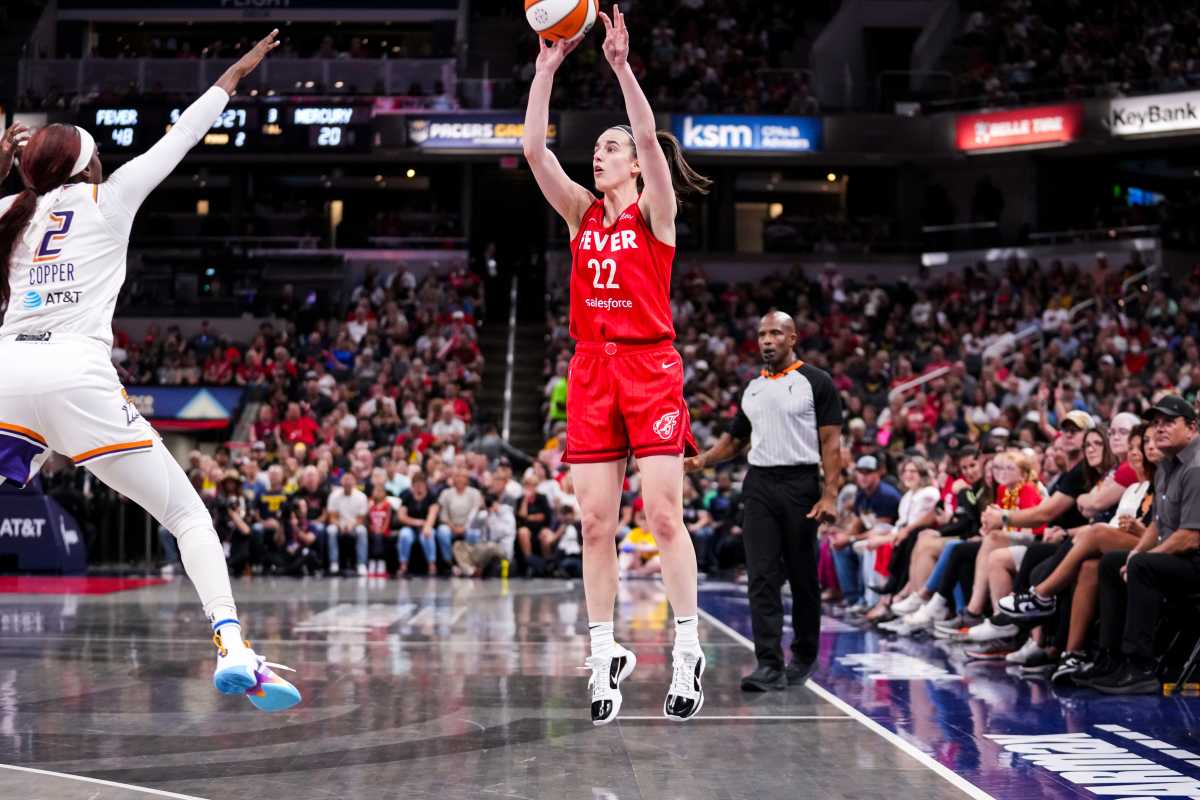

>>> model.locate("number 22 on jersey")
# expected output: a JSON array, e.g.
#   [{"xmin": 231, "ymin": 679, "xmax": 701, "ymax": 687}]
[{"xmin": 587, "ymin": 258, "xmax": 620, "ymax": 289}]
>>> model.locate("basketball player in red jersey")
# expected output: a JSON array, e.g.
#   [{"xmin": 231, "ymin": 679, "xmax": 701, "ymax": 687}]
[{"xmin": 523, "ymin": 5, "xmax": 713, "ymax": 725}]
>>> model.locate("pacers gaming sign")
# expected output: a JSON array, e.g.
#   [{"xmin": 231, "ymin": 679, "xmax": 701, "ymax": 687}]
[
  {"xmin": 1108, "ymin": 90, "xmax": 1200, "ymax": 137},
  {"xmin": 407, "ymin": 113, "xmax": 557, "ymax": 150},
  {"xmin": 956, "ymin": 104, "xmax": 1082, "ymax": 151}
]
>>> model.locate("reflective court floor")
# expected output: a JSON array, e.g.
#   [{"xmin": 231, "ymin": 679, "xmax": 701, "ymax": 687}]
[
  {"xmin": 4, "ymin": 577, "xmax": 1197, "ymax": 800},
  {"xmin": 0, "ymin": 577, "xmax": 974, "ymax": 800}
]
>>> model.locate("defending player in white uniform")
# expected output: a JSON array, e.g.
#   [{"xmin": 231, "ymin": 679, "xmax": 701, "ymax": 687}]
[{"xmin": 0, "ymin": 30, "xmax": 300, "ymax": 712}]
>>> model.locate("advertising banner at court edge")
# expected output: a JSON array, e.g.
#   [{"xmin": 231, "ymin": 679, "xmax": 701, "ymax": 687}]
[
  {"xmin": 955, "ymin": 104, "xmax": 1083, "ymax": 151},
  {"xmin": 407, "ymin": 113, "xmax": 558, "ymax": 150},
  {"xmin": 1107, "ymin": 90, "xmax": 1200, "ymax": 137},
  {"xmin": 0, "ymin": 494, "xmax": 87, "ymax": 574},
  {"xmin": 671, "ymin": 115, "xmax": 823, "ymax": 153},
  {"xmin": 123, "ymin": 387, "xmax": 245, "ymax": 431}
]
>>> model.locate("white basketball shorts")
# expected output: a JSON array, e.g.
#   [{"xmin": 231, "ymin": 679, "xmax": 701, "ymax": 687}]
[{"xmin": 0, "ymin": 333, "xmax": 157, "ymax": 486}]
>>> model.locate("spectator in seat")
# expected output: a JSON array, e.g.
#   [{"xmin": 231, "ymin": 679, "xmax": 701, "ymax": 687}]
[
  {"xmin": 251, "ymin": 465, "xmax": 291, "ymax": 573},
  {"xmin": 453, "ymin": 491, "xmax": 515, "ymax": 577},
  {"xmin": 326, "ymin": 471, "xmax": 369, "ymax": 576},
  {"xmin": 619, "ymin": 508, "xmax": 662, "ymax": 578},
  {"xmin": 515, "ymin": 475, "xmax": 554, "ymax": 564},
  {"xmin": 252, "ymin": 404, "xmax": 277, "ymax": 443},
  {"xmin": 830, "ymin": 455, "xmax": 901, "ymax": 611},
  {"xmin": 438, "ymin": 466, "xmax": 484, "ymax": 557},
  {"xmin": 218, "ymin": 470, "xmax": 257, "ymax": 576},
  {"xmin": 398, "ymin": 472, "xmax": 441, "ymax": 576},
  {"xmin": 279, "ymin": 401, "xmax": 320, "ymax": 447},
  {"xmin": 1089, "ymin": 396, "xmax": 1200, "ymax": 694},
  {"xmin": 431, "ymin": 403, "xmax": 466, "ymax": 446},
  {"xmin": 367, "ymin": 484, "xmax": 398, "ymax": 576}
]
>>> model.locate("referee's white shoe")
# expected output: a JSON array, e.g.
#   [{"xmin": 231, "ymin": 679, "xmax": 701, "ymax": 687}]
[
  {"xmin": 664, "ymin": 648, "xmax": 706, "ymax": 721},
  {"xmin": 586, "ymin": 645, "xmax": 637, "ymax": 726}
]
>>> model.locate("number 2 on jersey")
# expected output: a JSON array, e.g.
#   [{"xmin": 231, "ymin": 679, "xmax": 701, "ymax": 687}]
[{"xmin": 588, "ymin": 258, "xmax": 620, "ymax": 289}]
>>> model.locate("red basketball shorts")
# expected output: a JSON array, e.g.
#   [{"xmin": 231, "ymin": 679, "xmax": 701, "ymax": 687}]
[{"xmin": 562, "ymin": 341, "xmax": 698, "ymax": 464}]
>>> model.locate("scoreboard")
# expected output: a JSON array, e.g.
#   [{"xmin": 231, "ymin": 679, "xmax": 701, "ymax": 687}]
[{"xmin": 86, "ymin": 102, "xmax": 371, "ymax": 154}]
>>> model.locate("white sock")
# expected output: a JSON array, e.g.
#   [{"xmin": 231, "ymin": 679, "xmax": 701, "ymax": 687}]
[
  {"xmin": 212, "ymin": 617, "xmax": 248, "ymax": 655},
  {"xmin": 926, "ymin": 593, "xmax": 947, "ymax": 613},
  {"xmin": 589, "ymin": 622, "xmax": 615, "ymax": 658},
  {"xmin": 674, "ymin": 615, "xmax": 700, "ymax": 656},
  {"xmin": 1033, "ymin": 588, "xmax": 1051, "ymax": 602}
]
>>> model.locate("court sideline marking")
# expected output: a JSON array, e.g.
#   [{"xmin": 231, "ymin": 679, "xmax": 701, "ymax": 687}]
[
  {"xmin": 0, "ymin": 763, "xmax": 208, "ymax": 799},
  {"xmin": 697, "ymin": 607, "xmax": 998, "ymax": 800}
]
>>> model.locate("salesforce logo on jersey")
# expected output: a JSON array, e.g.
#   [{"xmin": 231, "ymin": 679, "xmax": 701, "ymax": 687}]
[{"xmin": 673, "ymin": 115, "xmax": 822, "ymax": 152}]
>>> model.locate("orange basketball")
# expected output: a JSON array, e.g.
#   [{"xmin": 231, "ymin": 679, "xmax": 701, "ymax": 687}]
[{"xmin": 525, "ymin": 0, "xmax": 599, "ymax": 42}]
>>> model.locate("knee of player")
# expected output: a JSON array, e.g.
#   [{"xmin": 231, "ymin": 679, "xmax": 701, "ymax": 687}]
[
  {"xmin": 986, "ymin": 547, "xmax": 1010, "ymax": 568},
  {"xmin": 644, "ymin": 508, "xmax": 684, "ymax": 540},
  {"xmin": 578, "ymin": 509, "xmax": 617, "ymax": 537}
]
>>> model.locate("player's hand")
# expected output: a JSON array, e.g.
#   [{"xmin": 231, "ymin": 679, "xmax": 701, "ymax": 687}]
[
  {"xmin": 806, "ymin": 495, "xmax": 837, "ymax": 524},
  {"xmin": 683, "ymin": 455, "xmax": 705, "ymax": 474},
  {"xmin": 599, "ymin": 4, "xmax": 629, "ymax": 71},
  {"xmin": 0, "ymin": 122, "xmax": 30, "ymax": 177},
  {"xmin": 216, "ymin": 29, "xmax": 279, "ymax": 94},
  {"xmin": 535, "ymin": 33, "xmax": 581, "ymax": 74},
  {"xmin": 233, "ymin": 29, "xmax": 280, "ymax": 78}
]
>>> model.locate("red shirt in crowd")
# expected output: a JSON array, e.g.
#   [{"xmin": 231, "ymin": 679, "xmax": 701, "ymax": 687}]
[
  {"xmin": 280, "ymin": 415, "xmax": 320, "ymax": 446},
  {"xmin": 368, "ymin": 500, "xmax": 394, "ymax": 536}
]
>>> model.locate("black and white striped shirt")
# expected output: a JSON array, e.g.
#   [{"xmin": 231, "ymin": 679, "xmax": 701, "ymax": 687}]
[{"xmin": 729, "ymin": 361, "xmax": 843, "ymax": 467}]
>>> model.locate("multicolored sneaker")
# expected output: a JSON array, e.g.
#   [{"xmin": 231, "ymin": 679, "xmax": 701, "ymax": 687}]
[
  {"xmin": 213, "ymin": 630, "xmax": 301, "ymax": 712},
  {"xmin": 244, "ymin": 653, "xmax": 302, "ymax": 712}
]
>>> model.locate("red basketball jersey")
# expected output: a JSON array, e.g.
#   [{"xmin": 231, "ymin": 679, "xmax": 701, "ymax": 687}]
[{"xmin": 569, "ymin": 198, "xmax": 676, "ymax": 344}]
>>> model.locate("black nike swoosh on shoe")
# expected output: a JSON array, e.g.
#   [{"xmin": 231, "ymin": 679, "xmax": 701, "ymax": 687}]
[
  {"xmin": 609, "ymin": 656, "xmax": 625, "ymax": 690},
  {"xmin": 693, "ymin": 660, "xmax": 702, "ymax": 692}
]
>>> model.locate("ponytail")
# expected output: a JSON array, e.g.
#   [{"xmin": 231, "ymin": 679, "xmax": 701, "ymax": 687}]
[
  {"xmin": 612, "ymin": 125, "xmax": 713, "ymax": 206},
  {"xmin": 0, "ymin": 124, "xmax": 82, "ymax": 314},
  {"xmin": 654, "ymin": 130, "xmax": 712, "ymax": 203},
  {"xmin": 0, "ymin": 190, "xmax": 38, "ymax": 312}
]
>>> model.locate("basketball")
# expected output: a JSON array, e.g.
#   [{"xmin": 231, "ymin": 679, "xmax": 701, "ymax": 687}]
[{"xmin": 524, "ymin": 0, "xmax": 598, "ymax": 42}]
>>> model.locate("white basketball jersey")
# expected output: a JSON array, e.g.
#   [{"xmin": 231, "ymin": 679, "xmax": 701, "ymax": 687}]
[{"xmin": 1, "ymin": 182, "xmax": 125, "ymax": 347}]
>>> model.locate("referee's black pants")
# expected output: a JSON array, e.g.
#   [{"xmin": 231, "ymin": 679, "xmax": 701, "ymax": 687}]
[{"xmin": 741, "ymin": 464, "xmax": 822, "ymax": 670}]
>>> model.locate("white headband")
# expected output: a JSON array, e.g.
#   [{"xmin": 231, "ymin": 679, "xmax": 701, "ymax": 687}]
[{"xmin": 71, "ymin": 126, "xmax": 96, "ymax": 177}]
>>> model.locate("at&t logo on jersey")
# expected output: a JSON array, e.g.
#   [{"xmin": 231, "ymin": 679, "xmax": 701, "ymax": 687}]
[
  {"xmin": 36, "ymin": 290, "xmax": 82, "ymax": 306},
  {"xmin": 652, "ymin": 410, "xmax": 680, "ymax": 440},
  {"xmin": 21, "ymin": 291, "xmax": 42, "ymax": 310}
]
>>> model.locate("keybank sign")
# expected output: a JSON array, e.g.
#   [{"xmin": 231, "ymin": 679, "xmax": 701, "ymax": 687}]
[
  {"xmin": 673, "ymin": 115, "xmax": 822, "ymax": 153},
  {"xmin": 1109, "ymin": 90, "xmax": 1200, "ymax": 137}
]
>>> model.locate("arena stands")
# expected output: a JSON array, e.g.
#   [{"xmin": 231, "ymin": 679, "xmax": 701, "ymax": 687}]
[
  {"xmin": 509, "ymin": 0, "xmax": 832, "ymax": 113},
  {"xmin": 933, "ymin": 0, "xmax": 1200, "ymax": 110}
]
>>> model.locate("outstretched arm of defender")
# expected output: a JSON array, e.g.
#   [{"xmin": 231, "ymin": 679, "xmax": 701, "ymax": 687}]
[
  {"xmin": 104, "ymin": 30, "xmax": 279, "ymax": 227},
  {"xmin": 601, "ymin": 6, "xmax": 675, "ymax": 227},
  {"xmin": 522, "ymin": 36, "xmax": 593, "ymax": 232}
]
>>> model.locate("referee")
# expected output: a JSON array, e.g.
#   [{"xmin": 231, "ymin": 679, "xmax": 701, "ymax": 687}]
[{"xmin": 686, "ymin": 311, "xmax": 843, "ymax": 691}]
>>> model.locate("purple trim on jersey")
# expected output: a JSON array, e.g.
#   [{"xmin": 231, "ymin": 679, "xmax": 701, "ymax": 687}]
[{"xmin": 0, "ymin": 434, "xmax": 45, "ymax": 485}]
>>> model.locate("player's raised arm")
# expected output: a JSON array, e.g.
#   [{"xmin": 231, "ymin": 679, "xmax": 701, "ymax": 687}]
[
  {"xmin": 522, "ymin": 35, "xmax": 594, "ymax": 235},
  {"xmin": 104, "ymin": 29, "xmax": 280, "ymax": 229},
  {"xmin": 600, "ymin": 8, "xmax": 672, "ymax": 227},
  {"xmin": 599, "ymin": 6, "xmax": 709, "ymax": 244}
]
